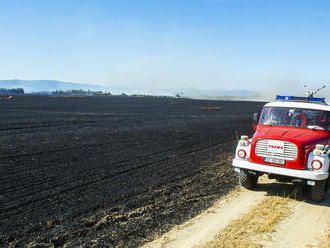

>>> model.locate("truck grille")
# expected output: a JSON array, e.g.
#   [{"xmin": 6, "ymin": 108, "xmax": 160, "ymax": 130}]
[{"xmin": 255, "ymin": 139, "xmax": 298, "ymax": 161}]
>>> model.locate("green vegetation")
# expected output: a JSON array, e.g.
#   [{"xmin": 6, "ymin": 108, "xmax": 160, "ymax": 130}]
[{"xmin": 0, "ymin": 88, "xmax": 24, "ymax": 95}]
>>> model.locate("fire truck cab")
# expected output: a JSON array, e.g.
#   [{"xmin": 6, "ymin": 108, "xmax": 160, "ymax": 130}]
[{"xmin": 233, "ymin": 95, "xmax": 330, "ymax": 201}]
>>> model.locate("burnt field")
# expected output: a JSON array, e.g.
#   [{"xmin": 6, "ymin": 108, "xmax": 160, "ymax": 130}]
[{"xmin": 0, "ymin": 95, "xmax": 264, "ymax": 247}]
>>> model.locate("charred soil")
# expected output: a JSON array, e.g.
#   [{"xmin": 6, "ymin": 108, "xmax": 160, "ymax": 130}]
[{"xmin": 0, "ymin": 96, "xmax": 264, "ymax": 247}]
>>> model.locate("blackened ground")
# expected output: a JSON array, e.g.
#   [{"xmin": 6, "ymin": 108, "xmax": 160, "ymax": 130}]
[{"xmin": 0, "ymin": 96, "xmax": 264, "ymax": 247}]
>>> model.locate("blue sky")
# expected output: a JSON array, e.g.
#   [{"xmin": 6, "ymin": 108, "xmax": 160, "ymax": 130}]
[{"xmin": 1, "ymin": 0, "xmax": 330, "ymax": 94}]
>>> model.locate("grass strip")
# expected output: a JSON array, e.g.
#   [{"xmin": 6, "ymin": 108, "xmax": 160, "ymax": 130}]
[
  {"xmin": 314, "ymin": 224, "xmax": 330, "ymax": 248},
  {"xmin": 196, "ymin": 196, "xmax": 292, "ymax": 248}
]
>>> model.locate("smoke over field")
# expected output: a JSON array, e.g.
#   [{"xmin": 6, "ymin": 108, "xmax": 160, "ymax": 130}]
[{"xmin": 0, "ymin": 96, "xmax": 264, "ymax": 247}]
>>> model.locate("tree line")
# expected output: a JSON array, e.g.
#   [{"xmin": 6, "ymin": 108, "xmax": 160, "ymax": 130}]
[{"xmin": 0, "ymin": 88, "xmax": 25, "ymax": 95}]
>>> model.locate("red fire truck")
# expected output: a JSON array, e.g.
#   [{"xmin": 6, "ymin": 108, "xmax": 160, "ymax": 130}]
[{"xmin": 233, "ymin": 95, "xmax": 330, "ymax": 201}]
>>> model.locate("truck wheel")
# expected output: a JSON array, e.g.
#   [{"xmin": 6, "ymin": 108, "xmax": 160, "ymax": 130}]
[
  {"xmin": 238, "ymin": 170, "xmax": 258, "ymax": 189},
  {"xmin": 311, "ymin": 179, "xmax": 327, "ymax": 202},
  {"xmin": 252, "ymin": 175, "xmax": 259, "ymax": 185}
]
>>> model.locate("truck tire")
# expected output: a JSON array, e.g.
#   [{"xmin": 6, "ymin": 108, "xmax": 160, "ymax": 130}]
[
  {"xmin": 238, "ymin": 170, "xmax": 258, "ymax": 189},
  {"xmin": 311, "ymin": 179, "xmax": 327, "ymax": 202}
]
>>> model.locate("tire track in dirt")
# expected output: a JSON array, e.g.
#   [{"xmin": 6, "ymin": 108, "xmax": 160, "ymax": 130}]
[
  {"xmin": 263, "ymin": 191, "xmax": 330, "ymax": 248},
  {"xmin": 143, "ymin": 176, "xmax": 330, "ymax": 248}
]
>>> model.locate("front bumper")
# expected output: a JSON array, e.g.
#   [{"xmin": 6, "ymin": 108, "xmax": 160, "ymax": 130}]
[{"xmin": 232, "ymin": 158, "xmax": 329, "ymax": 181}]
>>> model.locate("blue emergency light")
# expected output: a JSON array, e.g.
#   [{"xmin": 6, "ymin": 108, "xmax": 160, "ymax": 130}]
[
  {"xmin": 276, "ymin": 96, "xmax": 293, "ymax": 101},
  {"xmin": 276, "ymin": 95, "xmax": 326, "ymax": 104},
  {"xmin": 308, "ymin": 97, "xmax": 326, "ymax": 103}
]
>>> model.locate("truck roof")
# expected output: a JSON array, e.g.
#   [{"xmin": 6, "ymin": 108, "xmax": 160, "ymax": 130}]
[{"xmin": 265, "ymin": 101, "xmax": 330, "ymax": 112}]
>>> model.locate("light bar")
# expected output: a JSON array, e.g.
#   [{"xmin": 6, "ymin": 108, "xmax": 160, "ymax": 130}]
[
  {"xmin": 276, "ymin": 95, "xmax": 325, "ymax": 104},
  {"xmin": 309, "ymin": 97, "xmax": 326, "ymax": 103},
  {"xmin": 276, "ymin": 96, "xmax": 293, "ymax": 101}
]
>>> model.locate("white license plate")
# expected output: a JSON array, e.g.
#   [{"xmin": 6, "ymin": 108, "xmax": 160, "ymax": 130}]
[{"xmin": 264, "ymin": 157, "xmax": 285, "ymax": 165}]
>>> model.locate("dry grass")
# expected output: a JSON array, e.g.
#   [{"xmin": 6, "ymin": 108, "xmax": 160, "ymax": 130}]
[
  {"xmin": 314, "ymin": 224, "xmax": 330, "ymax": 248},
  {"xmin": 196, "ymin": 196, "xmax": 292, "ymax": 248},
  {"xmin": 200, "ymin": 107, "xmax": 222, "ymax": 111}
]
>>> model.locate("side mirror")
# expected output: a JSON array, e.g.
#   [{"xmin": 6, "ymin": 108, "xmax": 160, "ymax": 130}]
[{"xmin": 252, "ymin": 112, "xmax": 259, "ymax": 130}]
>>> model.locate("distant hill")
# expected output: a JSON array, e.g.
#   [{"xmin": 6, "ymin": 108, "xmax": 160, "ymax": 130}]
[
  {"xmin": 0, "ymin": 79, "xmax": 260, "ymax": 99},
  {"xmin": 0, "ymin": 79, "xmax": 107, "ymax": 93}
]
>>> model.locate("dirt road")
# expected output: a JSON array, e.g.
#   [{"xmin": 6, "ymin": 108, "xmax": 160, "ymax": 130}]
[{"xmin": 143, "ymin": 176, "xmax": 330, "ymax": 248}]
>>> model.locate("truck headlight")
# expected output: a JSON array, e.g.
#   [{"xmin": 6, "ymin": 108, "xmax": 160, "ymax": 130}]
[
  {"xmin": 237, "ymin": 149, "xmax": 247, "ymax": 159},
  {"xmin": 311, "ymin": 160, "xmax": 322, "ymax": 170}
]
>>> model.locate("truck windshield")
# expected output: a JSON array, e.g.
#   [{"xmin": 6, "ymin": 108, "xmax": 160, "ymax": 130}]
[{"xmin": 259, "ymin": 107, "xmax": 330, "ymax": 130}]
